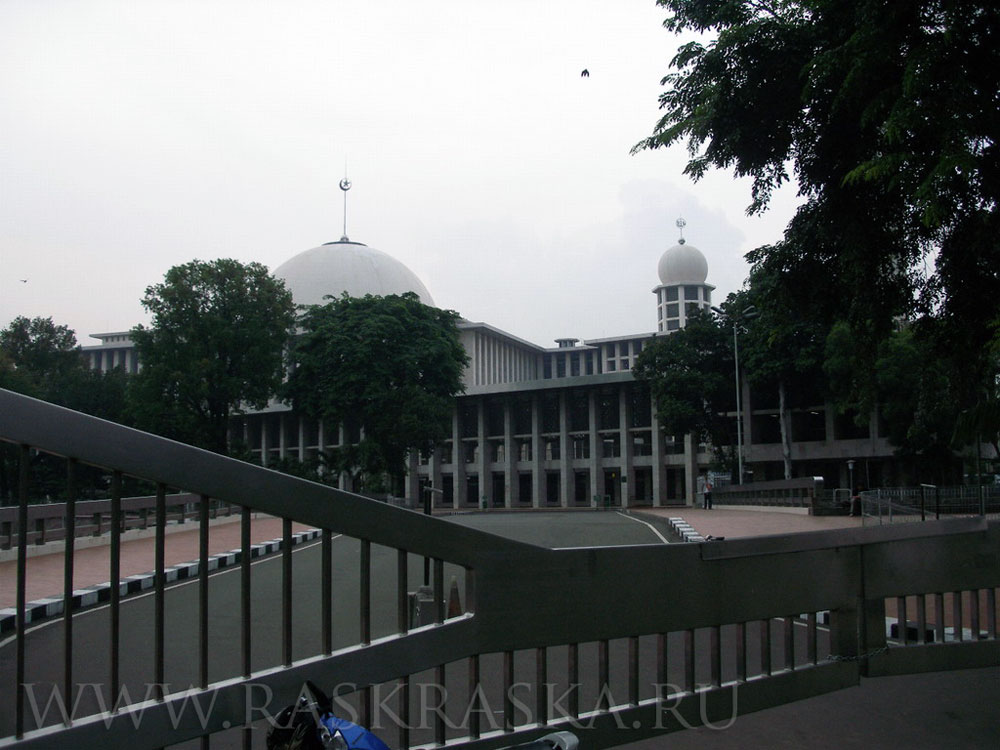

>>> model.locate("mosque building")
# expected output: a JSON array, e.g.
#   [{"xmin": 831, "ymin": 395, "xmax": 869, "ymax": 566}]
[{"xmin": 83, "ymin": 210, "xmax": 895, "ymax": 507}]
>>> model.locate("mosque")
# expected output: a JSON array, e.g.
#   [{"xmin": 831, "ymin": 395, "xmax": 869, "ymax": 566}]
[{"xmin": 83, "ymin": 213, "xmax": 895, "ymax": 507}]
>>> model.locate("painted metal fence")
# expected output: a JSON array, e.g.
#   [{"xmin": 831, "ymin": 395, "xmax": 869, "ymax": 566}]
[
  {"xmin": 1, "ymin": 388, "xmax": 998, "ymax": 749},
  {"xmin": 861, "ymin": 485, "xmax": 1000, "ymax": 525}
]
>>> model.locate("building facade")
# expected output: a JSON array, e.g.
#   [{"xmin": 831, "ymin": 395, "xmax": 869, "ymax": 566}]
[{"xmin": 83, "ymin": 230, "xmax": 898, "ymax": 507}]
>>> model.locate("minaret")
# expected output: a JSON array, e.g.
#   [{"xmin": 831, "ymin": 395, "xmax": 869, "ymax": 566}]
[{"xmin": 653, "ymin": 218, "xmax": 715, "ymax": 333}]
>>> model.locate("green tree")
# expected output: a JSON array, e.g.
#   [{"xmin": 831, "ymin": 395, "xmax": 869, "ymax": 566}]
[
  {"xmin": 130, "ymin": 259, "xmax": 296, "ymax": 453},
  {"xmin": 634, "ymin": 309, "xmax": 734, "ymax": 468},
  {"xmin": 635, "ymin": 0, "xmax": 999, "ymax": 382},
  {"xmin": 284, "ymin": 293, "xmax": 468, "ymax": 495},
  {"xmin": 0, "ymin": 316, "xmax": 133, "ymax": 501},
  {"xmin": 734, "ymin": 247, "xmax": 834, "ymax": 478},
  {"xmin": 0, "ymin": 316, "xmax": 81, "ymax": 399}
]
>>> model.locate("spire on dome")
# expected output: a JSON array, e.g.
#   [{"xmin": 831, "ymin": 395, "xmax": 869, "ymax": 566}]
[
  {"xmin": 676, "ymin": 217, "xmax": 687, "ymax": 245},
  {"xmin": 339, "ymin": 169, "xmax": 352, "ymax": 242}
]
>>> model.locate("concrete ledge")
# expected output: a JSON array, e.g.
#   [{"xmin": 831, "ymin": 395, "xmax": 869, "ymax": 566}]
[
  {"xmin": 0, "ymin": 528, "xmax": 321, "ymax": 636},
  {"xmin": 0, "ymin": 512, "xmax": 252, "ymax": 563},
  {"xmin": 712, "ymin": 504, "xmax": 812, "ymax": 515}
]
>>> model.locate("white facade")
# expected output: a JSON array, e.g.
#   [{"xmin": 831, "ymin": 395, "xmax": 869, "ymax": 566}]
[{"xmin": 86, "ymin": 228, "xmax": 897, "ymax": 506}]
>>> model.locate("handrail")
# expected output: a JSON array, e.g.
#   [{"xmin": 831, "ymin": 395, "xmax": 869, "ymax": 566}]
[{"xmin": 1, "ymin": 388, "xmax": 997, "ymax": 750}]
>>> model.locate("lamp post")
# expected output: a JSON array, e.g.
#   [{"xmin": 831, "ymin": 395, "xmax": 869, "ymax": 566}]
[
  {"xmin": 847, "ymin": 459, "xmax": 855, "ymax": 491},
  {"xmin": 712, "ymin": 305, "xmax": 759, "ymax": 485}
]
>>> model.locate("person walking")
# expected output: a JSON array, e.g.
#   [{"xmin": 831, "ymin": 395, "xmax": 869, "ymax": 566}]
[{"xmin": 703, "ymin": 481, "xmax": 713, "ymax": 509}]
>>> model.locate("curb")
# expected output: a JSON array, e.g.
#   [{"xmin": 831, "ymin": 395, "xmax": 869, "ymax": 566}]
[
  {"xmin": 0, "ymin": 528, "xmax": 321, "ymax": 636},
  {"xmin": 666, "ymin": 517, "xmax": 706, "ymax": 543}
]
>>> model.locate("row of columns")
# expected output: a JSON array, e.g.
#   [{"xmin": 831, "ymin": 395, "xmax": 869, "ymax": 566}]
[{"xmin": 407, "ymin": 386, "xmax": 700, "ymax": 507}]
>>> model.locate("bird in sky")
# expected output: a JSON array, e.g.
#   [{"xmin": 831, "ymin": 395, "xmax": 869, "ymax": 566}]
[
  {"xmin": 580, "ymin": 69, "xmax": 590, "ymax": 77},
  {"xmin": 18, "ymin": 279, "xmax": 27, "ymax": 283}
]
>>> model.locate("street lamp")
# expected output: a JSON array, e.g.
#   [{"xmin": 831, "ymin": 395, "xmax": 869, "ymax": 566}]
[{"xmin": 711, "ymin": 304, "xmax": 759, "ymax": 485}]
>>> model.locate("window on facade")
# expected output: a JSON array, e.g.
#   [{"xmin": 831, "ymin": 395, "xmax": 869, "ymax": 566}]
[
  {"xmin": 556, "ymin": 357, "xmax": 566, "ymax": 378},
  {"xmin": 460, "ymin": 403, "xmax": 478, "ymax": 438},
  {"xmin": 665, "ymin": 287, "xmax": 678, "ymax": 302},
  {"xmin": 607, "ymin": 360, "xmax": 617, "ymax": 371},
  {"xmin": 666, "ymin": 303, "xmax": 679, "ymax": 317},
  {"xmin": 631, "ymin": 433, "xmax": 652, "ymax": 456},
  {"xmin": 486, "ymin": 401, "xmax": 504, "ymax": 436},
  {"xmin": 629, "ymin": 384, "xmax": 652, "ymax": 427},
  {"xmin": 573, "ymin": 437, "xmax": 590, "ymax": 459},
  {"xmin": 542, "ymin": 396, "xmax": 560, "ymax": 433},
  {"xmin": 570, "ymin": 352, "xmax": 580, "ymax": 377},
  {"xmin": 602, "ymin": 435, "xmax": 621, "ymax": 458},
  {"xmin": 493, "ymin": 442, "xmax": 505, "ymax": 462},
  {"xmin": 513, "ymin": 399, "xmax": 532, "ymax": 434},
  {"xmin": 569, "ymin": 392, "xmax": 589, "ymax": 432},
  {"xmin": 621, "ymin": 360, "xmax": 630, "ymax": 370},
  {"xmin": 685, "ymin": 302, "xmax": 700, "ymax": 317},
  {"xmin": 519, "ymin": 440, "xmax": 532, "ymax": 462},
  {"xmin": 834, "ymin": 411, "xmax": 870, "ymax": 440},
  {"xmin": 684, "ymin": 285, "xmax": 700, "ymax": 300},
  {"xmin": 543, "ymin": 359, "xmax": 552, "ymax": 379},
  {"xmin": 545, "ymin": 439, "xmax": 560, "ymax": 460},
  {"xmin": 465, "ymin": 443, "xmax": 479, "ymax": 463},
  {"xmin": 792, "ymin": 410, "xmax": 827, "ymax": 442},
  {"xmin": 666, "ymin": 319, "xmax": 680, "ymax": 331},
  {"xmin": 598, "ymin": 393, "xmax": 619, "ymax": 430}
]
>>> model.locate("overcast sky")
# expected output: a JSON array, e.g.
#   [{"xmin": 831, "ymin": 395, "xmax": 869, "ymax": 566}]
[{"xmin": 0, "ymin": 0, "xmax": 801, "ymax": 348}]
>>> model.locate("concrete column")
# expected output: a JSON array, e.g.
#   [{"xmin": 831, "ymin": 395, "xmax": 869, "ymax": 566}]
[
  {"xmin": 278, "ymin": 413, "xmax": 287, "ymax": 460},
  {"xmin": 559, "ymin": 392, "xmax": 571, "ymax": 507},
  {"xmin": 531, "ymin": 394, "xmax": 543, "ymax": 508},
  {"xmin": 503, "ymin": 399, "xmax": 514, "ymax": 508},
  {"xmin": 338, "ymin": 425, "xmax": 348, "ymax": 491},
  {"xmin": 429, "ymin": 445, "xmax": 443, "ymax": 507},
  {"xmin": 317, "ymin": 419, "xmax": 326, "ymax": 479},
  {"xmin": 405, "ymin": 451, "xmax": 419, "ymax": 501},
  {"xmin": 741, "ymin": 378, "xmax": 754, "ymax": 468},
  {"xmin": 683, "ymin": 433, "xmax": 698, "ymax": 505},
  {"xmin": 619, "ymin": 386, "xmax": 633, "ymax": 508},
  {"xmin": 452, "ymin": 408, "xmax": 465, "ymax": 508},
  {"xmin": 298, "ymin": 417, "xmax": 305, "ymax": 462},
  {"xmin": 259, "ymin": 413, "xmax": 269, "ymax": 467},
  {"xmin": 477, "ymin": 398, "xmax": 490, "ymax": 508},
  {"xmin": 589, "ymin": 391, "xmax": 603, "ymax": 506},
  {"xmin": 651, "ymin": 407, "xmax": 667, "ymax": 507}
]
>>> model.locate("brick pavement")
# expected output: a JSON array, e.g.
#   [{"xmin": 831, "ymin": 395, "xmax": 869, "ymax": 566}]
[{"xmin": 0, "ymin": 515, "xmax": 311, "ymax": 609}]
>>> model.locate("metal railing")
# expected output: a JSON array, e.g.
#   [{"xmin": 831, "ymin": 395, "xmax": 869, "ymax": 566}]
[
  {"xmin": 1, "ymin": 388, "xmax": 998, "ymax": 749},
  {"xmin": 0, "ymin": 493, "xmax": 228, "ymax": 549},
  {"xmin": 861, "ymin": 485, "xmax": 1000, "ymax": 525},
  {"xmin": 711, "ymin": 477, "xmax": 825, "ymax": 509}
]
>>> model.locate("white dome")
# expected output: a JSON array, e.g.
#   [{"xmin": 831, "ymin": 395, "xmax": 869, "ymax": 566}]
[
  {"xmin": 657, "ymin": 242, "xmax": 708, "ymax": 286},
  {"xmin": 273, "ymin": 240, "xmax": 435, "ymax": 307}
]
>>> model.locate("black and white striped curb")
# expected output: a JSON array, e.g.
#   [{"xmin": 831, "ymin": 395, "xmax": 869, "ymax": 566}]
[
  {"xmin": 0, "ymin": 528, "xmax": 321, "ymax": 636},
  {"xmin": 667, "ymin": 517, "xmax": 706, "ymax": 543}
]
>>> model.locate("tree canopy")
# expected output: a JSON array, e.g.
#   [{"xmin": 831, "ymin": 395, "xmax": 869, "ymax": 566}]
[
  {"xmin": 636, "ymin": 0, "xmax": 999, "ymax": 366},
  {"xmin": 633, "ymin": 0, "xmax": 999, "ymax": 482},
  {"xmin": 284, "ymin": 293, "xmax": 468, "ymax": 493},
  {"xmin": 634, "ymin": 309, "xmax": 734, "ymax": 459},
  {"xmin": 0, "ymin": 316, "xmax": 81, "ymax": 398},
  {"xmin": 0, "ymin": 316, "xmax": 133, "ymax": 501},
  {"xmin": 130, "ymin": 259, "xmax": 296, "ymax": 453}
]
